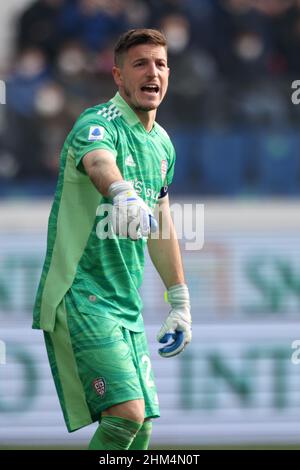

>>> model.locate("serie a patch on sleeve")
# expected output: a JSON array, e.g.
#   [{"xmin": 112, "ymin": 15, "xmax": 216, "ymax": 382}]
[{"xmin": 88, "ymin": 125, "xmax": 105, "ymax": 141}]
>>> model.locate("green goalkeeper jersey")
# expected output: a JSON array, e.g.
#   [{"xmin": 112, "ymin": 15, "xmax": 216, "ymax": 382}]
[{"xmin": 33, "ymin": 92, "xmax": 175, "ymax": 332}]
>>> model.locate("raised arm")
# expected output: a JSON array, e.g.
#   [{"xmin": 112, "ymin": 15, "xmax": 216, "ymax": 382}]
[
  {"xmin": 82, "ymin": 149, "xmax": 123, "ymax": 196},
  {"xmin": 82, "ymin": 150, "xmax": 156, "ymax": 240}
]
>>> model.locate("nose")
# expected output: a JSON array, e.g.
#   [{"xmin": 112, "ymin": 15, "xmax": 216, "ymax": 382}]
[{"xmin": 146, "ymin": 61, "xmax": 158, "ymax": 78}]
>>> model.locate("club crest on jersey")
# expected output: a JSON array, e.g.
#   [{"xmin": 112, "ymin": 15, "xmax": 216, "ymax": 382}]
[
  {"xmin": 93, "ymin": 377, "xmax": 106, "ymax": 397},
  {"xmin": 88, "ymin": 126, "xmax": 105, "ymax": 141},
  {"xmin": 161, "ymin": 159, "xmax": 168, "ymax": 182}
]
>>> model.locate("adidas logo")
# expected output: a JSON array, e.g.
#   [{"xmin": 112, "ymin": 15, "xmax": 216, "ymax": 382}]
[{"xmin": 125, "ymin": 154, "xmax": 136, "ymax": 167}]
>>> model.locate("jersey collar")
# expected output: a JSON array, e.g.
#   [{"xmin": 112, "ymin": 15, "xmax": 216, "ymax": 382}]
[
  {"xmin": 111, "ymin": 92, "xmax": 157, "ymax": 133},
  {"xmin": 111, "ymin": 92, "xmax": 140, "ymax": 127}
]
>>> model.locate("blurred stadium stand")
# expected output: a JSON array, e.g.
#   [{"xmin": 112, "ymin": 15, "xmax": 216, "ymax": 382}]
[{"xmin": 0, "ymin": 0, "xmax": 300, "ymax": 198}]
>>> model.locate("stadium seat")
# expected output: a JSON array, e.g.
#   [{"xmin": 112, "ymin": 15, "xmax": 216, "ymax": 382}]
[
  {"xmin": 196, "ymin": 131, "xmax": 248, "ymax": 196},
  {"xmin": 255, "ymin": 132, "xmax": 300, "ymax": 196},
  {"xmin": 168, "ymin": 130, "xmax": 199, "ymax": 194}
]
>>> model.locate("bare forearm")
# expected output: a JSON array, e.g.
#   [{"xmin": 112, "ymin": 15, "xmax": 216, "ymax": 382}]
[
  {"xmin": 148, "ymin": 215, "xmax": 185, "ymax": 288},
  {"xmin": 82, "ymin": 149, "xmax": 123, "ymax": 196}
]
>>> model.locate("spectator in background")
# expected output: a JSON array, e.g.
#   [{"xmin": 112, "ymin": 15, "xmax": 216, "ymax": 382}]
[
  {"xmin": 125, "ymin": 0, "xmax": 151, "ymax": 28},
  {"xmin": 16, "ymin": 0, "xmax": 66, "ymax": 62},
  {"xmin": 59, "ymin": 0, "xmax": 129, "ymax": 52},
  {"xmin": 2, "ymin": 48, "xmax": 51, "ymax": 180},
  {"xmin": 216, "ymin": 0, "xmax": 298, "ymax": 77},
  {"xmin": 215, "ymin": 0, "xmax": 274, "ymax": 79},
  {"xmin": 213, "ymin": 0, "xmax": 291, "ymax": 127},
  {"xmin": 159, "ymin": 12, "xmax": 219, "ymax": 126},
  {"xmin": 55, "ymin": 41, "xmax": 100, "ymax": 117},
  {"xmin": 251, "ymin": 0, "xmax": 294, "ymax": 16}
]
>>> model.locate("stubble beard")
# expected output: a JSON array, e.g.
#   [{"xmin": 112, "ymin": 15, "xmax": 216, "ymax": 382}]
[{"xmin": 124, "ymin": 86, "xmax": 158, "ymax": 112}]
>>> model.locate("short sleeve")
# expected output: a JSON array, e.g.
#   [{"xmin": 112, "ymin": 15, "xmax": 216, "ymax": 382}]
[{"xmin": 70, "ymin": 115, "xmax": 117, "ymax": 173}]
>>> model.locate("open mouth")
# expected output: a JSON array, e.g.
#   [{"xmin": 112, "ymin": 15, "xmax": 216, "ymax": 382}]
[{"xmin": 140, "ymin": 84, "xmax": 160, "ymax": 94}]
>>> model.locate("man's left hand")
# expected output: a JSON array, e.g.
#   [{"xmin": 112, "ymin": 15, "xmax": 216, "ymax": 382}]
[{"xmin": 157, "ymin": 284, "xmax": 192, "ymax": 358}]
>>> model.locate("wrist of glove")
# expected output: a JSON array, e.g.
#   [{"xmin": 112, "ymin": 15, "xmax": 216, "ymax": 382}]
[
  {"xmin": 108, "ymin": 181, "xmax": 158, "ymax": 240},
  {"xmin": 157, "ymin": 284, "xmax": 192, "ymax": 358}
]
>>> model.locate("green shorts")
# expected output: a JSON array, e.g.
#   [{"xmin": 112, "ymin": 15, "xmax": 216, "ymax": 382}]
[{"xmin": 44, "ymin": 291, "xmax": 160, "ymax": 432}]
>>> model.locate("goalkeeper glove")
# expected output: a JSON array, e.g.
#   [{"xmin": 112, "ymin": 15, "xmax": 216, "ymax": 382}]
[
  {"xmin": 108, "ymin": 181, "xmax": 158, "ymax": 240},
  {"xmin": 157, "ymin": 283, "xmax": 192, "ymax": 358}
]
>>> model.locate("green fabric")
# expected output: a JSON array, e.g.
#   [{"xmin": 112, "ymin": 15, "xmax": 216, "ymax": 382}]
[
  {"xmin": 129, "ymin": 420, "xmax": 153, "ymax": 450},
  {"xmin": 88, "ymin": 416, "xmax": 142, "ymax": 450},
  {"xmin": 33, "ymin": 91, "xmax": 176, "ymax": 333},
  {"xmin": 44, "ymin": 291, "xmax": 160, "ymax": 433},
  {"xmin": 44, "ymin": 299, "xmax": 92, "ymax": 432},
  {"xmin": 65, "ymin": 290, "xmax": 160, "ymax": 427},
  {"xmin": 33, "ymin": 150, "xmax": 100, "ymax": 332}
]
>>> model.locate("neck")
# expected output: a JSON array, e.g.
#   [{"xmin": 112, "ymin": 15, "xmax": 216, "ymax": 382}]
[
  {"xmin": 119, "ymin": 91, "xmax": 156, "ymax": 132},
  {"xmin": 134, "ymin": 109, "xmax": 156, "ymax": 132}
]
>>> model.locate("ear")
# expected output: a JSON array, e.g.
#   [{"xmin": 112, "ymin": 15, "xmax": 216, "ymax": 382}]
[{"xmin": 112, "ymin": 66, "xmax": 123, "ymax": 87}]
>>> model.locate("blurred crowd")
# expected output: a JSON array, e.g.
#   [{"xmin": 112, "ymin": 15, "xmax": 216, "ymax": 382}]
[{"xmin": 1, "ymin": 0, "xmax": 300, "ymax": 196}]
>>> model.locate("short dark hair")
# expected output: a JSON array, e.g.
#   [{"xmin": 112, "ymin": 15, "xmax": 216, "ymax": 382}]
[{"xmin": 114, "ymin": 28, "xmax": 167, "ymax": 66}]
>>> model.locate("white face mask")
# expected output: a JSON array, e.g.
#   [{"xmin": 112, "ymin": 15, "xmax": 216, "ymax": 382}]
[
  {"xmin": 35, "ymin": 84, "xmax": 65, "ymax": 117},
  {"xmin": 235, "ymin": 33, "xmax": 264, "ymax": 61},
  {"xmin": 57, "ymin": 49, "xmax": 86, "ymax": 76},
  {"xmin": 164, "ymin": 25, "xmax": 190, "ymax": 53},
  {"xmin": 18, "ymin": 52, "xmax": 46, "ymax": 78}
]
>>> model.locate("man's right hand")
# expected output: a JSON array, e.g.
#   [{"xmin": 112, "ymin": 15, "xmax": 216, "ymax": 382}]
[{"xmin": 109, "ymin": 181, "xmax": 158, "ymax": 240}]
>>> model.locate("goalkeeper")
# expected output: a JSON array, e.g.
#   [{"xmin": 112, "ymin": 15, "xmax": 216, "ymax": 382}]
[{"xmin": 33, "ymin": 28, "xmax": 191, "ymax": 450}]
